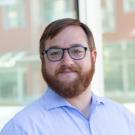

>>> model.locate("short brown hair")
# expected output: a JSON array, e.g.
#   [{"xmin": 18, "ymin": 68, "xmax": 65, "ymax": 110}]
[{"xmin": 40, "ymin": 18, "xmax": 96, "ymax": 58}]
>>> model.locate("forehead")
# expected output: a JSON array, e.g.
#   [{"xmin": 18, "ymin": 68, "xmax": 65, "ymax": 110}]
[{"xmin": 45, "ymin": 26, "xmax": 88, "ymax": 48}]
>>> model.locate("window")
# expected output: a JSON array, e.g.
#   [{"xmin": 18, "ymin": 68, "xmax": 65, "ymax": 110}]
[
  {"xmin": 2, "ymin": 0, "xmax": 26, "ymax": 29},
  {"xmin": 124, "ymin": 0, "xmax": 135, "ymax": 12},
  {"xmin": 103, "ymin": 41, "xmax": 135, "ymax": 102},
  {"xmin": 0, "ymin": 68, "xmax": 26, "ymax": 104},
  {"xmin": 40, "ymin": 0, "xmax": 77, "ymax": 24},
  {"xmin": 101, "ymin": 0, "xmax": 116, "ymax": 32}
]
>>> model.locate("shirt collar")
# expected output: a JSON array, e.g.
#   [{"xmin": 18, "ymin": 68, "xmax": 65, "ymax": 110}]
[
  {"xmin": 42, "ymin": 87, "xmax": 105, "ymax": 111},
  {"xmin": 42, "ymin": 87, "xmax": 72, "ymax": 111},
  {"xmin": 91, "ymin": 93, "xmax": 105, "ymax": 106}
]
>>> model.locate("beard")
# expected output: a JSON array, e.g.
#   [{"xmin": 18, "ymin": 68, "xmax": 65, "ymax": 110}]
[{"xmin": 41, "ymin": 60, "xmax": 95, "ymax": 98}]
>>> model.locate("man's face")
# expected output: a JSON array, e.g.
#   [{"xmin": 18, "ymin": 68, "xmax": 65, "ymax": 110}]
[{"xmin": 42, "ymin": 26, "xmax": 96, "ymax": 98}]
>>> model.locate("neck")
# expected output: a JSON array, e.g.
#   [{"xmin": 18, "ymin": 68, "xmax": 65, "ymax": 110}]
[{"xmin": 66, "ymin": 86, "xmax": 92, "ymax": 117}]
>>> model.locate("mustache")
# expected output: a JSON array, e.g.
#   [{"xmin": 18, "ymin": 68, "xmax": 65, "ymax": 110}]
[{"xmin": 55, "ymin": 65, "xmax": 81, "ymax": 75}]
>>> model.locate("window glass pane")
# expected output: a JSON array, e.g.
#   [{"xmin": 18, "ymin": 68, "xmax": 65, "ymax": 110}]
[
  {"xmin": 40, "ymin": 0, "xmax": 76, "ymax": 23},
  {"xmin": 2, "ymin": 0, "xmax": 26, "ymax": 29},
  {"xmin": 101, "ymin": 0, "xmax": 116, "ymax": 32},
  {"xmin": 124, "ymin": 0, "xmax": 135, "ymax": 12},
  {"xmin": 127, "ymin": 42, "xmax": 135, "ymax": 94},
  {"xmin": 0, "ymin": 70, "xmax": 18, "ymax": 100},
  {"xmin": 104, "ymin": 43, "xmax": 123, "ymax": 93}
]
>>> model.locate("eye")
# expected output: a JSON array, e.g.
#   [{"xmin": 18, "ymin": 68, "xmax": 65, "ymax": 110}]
[
  {"xmin": 48, "ymin": 49, "xmax": 62, "ymax": 57},
  {"xmin": 70, "ymin": 47, "xmax": 84, "ymax": 55},
  {"xmin": 50, "ymin": 50, "xmax": 59, "ymax": 55}
]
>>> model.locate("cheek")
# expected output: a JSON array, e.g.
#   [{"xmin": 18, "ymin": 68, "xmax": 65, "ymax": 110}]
[
  {"xmin": 80, "ymin": 56, "xmax": 92, "ymax": 72},
  {"xmin": 45, "ymin": 61, "xmax": 58, "ymax": 75}
]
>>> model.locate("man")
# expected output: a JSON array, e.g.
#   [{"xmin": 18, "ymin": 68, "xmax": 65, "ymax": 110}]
[{"xmin": 1, "ymin": 18, "xmax": 135, "ymax": 135}]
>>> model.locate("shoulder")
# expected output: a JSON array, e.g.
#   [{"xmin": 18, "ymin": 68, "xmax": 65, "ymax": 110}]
[
  {"xmin": 14, "ymin": 95, "xmax": 48, "ymax": 121},
  {"xmin": 98, "ymin": 96, "xmax": 135, "ymax": 123},
  {"xmin": 102, "ymin": 96, "xmax": 133, "ymax": 113},
  {"xmin": 99, "ymin": 96, "xmax": 132, "ymax": 114},
  {"xmin": 0, "ymin": 96, "xmax": 49, "ymax": 134}
]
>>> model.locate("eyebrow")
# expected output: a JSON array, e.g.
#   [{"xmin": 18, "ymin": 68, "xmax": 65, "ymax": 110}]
[
  {"xmin": 45, "ymin": 45, "xmax": 61, "ymax": 50},
  {"xmin": 46, "ymin": 44, "xmax": 85, "ymax": 49}
]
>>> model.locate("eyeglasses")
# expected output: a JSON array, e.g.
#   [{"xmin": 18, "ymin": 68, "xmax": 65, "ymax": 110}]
[{"xmin": 42, "ymin": 45, "xmax": 88, "ymax": 62}]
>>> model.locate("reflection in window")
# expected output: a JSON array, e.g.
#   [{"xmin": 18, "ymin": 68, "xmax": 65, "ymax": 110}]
[
  {"xmin": 103, "ymin": 41, "xmax": 135, "ymax": 102},
  {"xmin": 0, "ymin": 68, "xmax": 26, "ymax": 104},
  {"xmin": 0, "ymin": 52, "xmax": 43, "ymax": 104},
  {"xmin": 124, "ymin": 0, "xmax": 135, "ymax": 12},
  {"xmin": 40, "ymin": 0, "xmax": 77, "ymax": 24},
  {"xmin": 0, "ymin": 70, "xmax": 18, "ymax": 100},
  {"xmin": 101, "ymin": 0, "xmax": 116, "ymax": 32},
  {"xmin": 2, "ymin": 0, "xmax": 25, "ymax": 29}
]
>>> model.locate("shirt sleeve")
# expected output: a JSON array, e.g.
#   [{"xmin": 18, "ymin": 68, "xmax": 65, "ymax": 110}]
[{"xmin": 0, "ymin": 120, "xmax": 28, "ymax": 135}]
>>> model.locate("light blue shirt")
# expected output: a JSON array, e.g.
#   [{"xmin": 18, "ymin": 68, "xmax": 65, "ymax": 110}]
[{"xmin": 1, "ymin": 88, "xmax": 135, "ymax": 135}]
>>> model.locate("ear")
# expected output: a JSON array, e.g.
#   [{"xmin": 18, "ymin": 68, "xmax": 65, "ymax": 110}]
[{"xmin": 91, "ymin": 50, "xmax": 97, "ymax": 63}]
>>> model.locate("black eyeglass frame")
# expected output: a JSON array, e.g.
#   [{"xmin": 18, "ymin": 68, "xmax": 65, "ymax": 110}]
[{"xmin": 42, "ymin": 45, "xmax": 88, "ymax": 62}]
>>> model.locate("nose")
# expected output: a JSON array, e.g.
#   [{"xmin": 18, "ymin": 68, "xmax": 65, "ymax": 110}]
[{"xmin": 61, "ymin": 51, "xmax": 74, "ymax": 65}]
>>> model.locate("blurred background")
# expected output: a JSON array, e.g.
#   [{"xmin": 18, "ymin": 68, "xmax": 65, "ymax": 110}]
[{"xmin": 0, "ymin": 0, "xmax": 135, "ymax": 130}]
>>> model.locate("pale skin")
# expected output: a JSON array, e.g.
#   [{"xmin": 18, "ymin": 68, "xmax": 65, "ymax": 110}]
[{"xmin": 44, "ymin": 26, "xmax": 96, "ymax": 117}]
